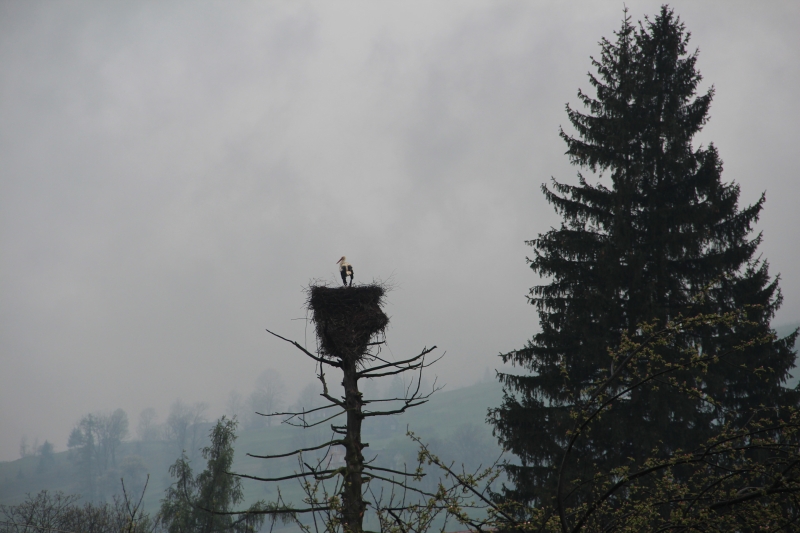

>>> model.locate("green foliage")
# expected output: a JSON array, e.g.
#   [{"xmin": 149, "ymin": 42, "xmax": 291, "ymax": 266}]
[
  {"xmin": 539, "ymin": 312, "xmax": 800, "ymax": 531},
  {"xmin": 491, "ymin": 5, "xmax": 798, "ymax": 511},
  {"xmin": 158, "ymin": 416, "xmax": 267, "ymax": 533},
  {"xmin": 428, "ymin": 312, "xmax": 800, "ymax": 532}
]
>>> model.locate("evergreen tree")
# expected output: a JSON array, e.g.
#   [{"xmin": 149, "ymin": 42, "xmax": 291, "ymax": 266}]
[
  {"xmin": 37, "ymin": 440, "xmax": 55, "ymax": 473},
  {"xmin": 159, "ymin": 416, "xmax": 266, "ymax": 533},
  {"xmin": 490, "ymin": 6, "xmax": 798, "ymax": 509},
  {"xmin": 67, "ymin": 414, "xmax": 100, "ymax": 500}
]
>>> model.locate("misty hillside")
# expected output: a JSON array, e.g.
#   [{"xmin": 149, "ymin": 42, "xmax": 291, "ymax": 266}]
[
  {"xmin": 2, "ymin": 324, "xmax": 796, "ymax": 518},
  {"xmin": 2, "ymin": 327, "xmax": 798, "ymax": 525},
  {"xmin": 3, "ymin": 323, "xmax": 797, "ymax": 515},
  {"xmin": 0, "ymin": 380, "xmax": 504, "ymax": 515}
]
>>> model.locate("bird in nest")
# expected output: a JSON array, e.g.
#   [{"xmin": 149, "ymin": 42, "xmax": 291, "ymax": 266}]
[{"xmin": 336, "ymin": 256, "xmax": 354, "ymax": 287}]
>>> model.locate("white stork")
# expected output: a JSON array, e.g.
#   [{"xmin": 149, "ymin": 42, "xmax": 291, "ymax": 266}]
[{"xmin": 336, "ymin": 256, "xmax": 354, "ymax": 286}]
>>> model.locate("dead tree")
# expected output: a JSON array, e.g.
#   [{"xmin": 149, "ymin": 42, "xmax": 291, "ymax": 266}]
[{"xmin": 243, "ymin": 284, "xmax": 440, "ymax": 533}]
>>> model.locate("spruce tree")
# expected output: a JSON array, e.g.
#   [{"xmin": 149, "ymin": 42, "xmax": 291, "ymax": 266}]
[{"xmin": 490, "ymin": 6, "xmax": 798, "ymax": 509}]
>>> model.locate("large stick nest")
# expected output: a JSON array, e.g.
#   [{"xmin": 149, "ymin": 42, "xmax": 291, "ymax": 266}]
[{"xmin": 307, "ymin": 284, "xmax": 389, "ymax": 364}]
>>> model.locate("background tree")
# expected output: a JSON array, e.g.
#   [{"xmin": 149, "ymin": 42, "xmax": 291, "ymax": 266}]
[
  {"xmin": 225, "ymin": 391, "xmax": 246, "ymax": 422},
  {"xmin": 491, "ymin": 6, "xmax": 798, "ymax": 510},
  {"xmin": 66, "ymin": 409, "xmax": 130, "ymax": 501},
  {"xmin": 137, "ymin": 407, "xmax": 161, "ymax": 442},
  {"xmin": 165, "ymin": 400, "xmax": 209, "ymax": 460},
  {"xmin": 245, "ymin": 369, "xmax": 286, "ymax": 430},
  {"xmin": 18, "ymin": 436, "xmax": 28, "ymax": 459},
  {"xmin": 1, "ymin": 486, "xmax": 156, "ymax": 533},
  {"xmin": 158, "ymin": 416, "xmax": 267, "ymax": 533},
  {"xmin": 386, "ymin": 376, "xmax": 408, "ymax": 401},
  {"xmin": 165, "ymin": 401, "xmax": 191, "ymax": 452},
  {"xmin": 291, "ymin": 382, "xmax": 327, "ymax": 412},
  {"xmin": 37, "ymin": 440, "xmax": 55, "ymax": 473},
  {"xmin": 100, "ymin": 408, "xmax": 129, "ymax": 468},
  {"xmin": 68, "ymin": 414, "xmax": 101, "ymax": 499},
  {"xmin": 119, "ymin": 455, "xmax": 149, "ymax": 502}
]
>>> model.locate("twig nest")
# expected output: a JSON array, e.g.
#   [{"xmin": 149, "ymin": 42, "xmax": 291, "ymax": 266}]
[{"xmin": 307, "ymin": 284, "xmax": 389, "ymax": 363}]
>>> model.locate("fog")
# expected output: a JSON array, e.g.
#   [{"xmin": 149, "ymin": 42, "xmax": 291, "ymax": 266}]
[{"xmin": 1, "ymin": 1, "xmax": 798, "ymax": 462}]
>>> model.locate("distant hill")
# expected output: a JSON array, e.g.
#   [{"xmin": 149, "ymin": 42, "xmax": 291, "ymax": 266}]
[{"xmin": 0, "ymin": 380, "xmax": 505, "ymax": 516}]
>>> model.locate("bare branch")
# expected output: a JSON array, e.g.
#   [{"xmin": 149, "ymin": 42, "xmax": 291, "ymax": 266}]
[
  {"xmin": 360, "ymin": 353, "xmax": 444, "ymax": 380},
  {"xmin": 282, "ymin": 409, "xmax": 346, "ymax": 429},
  {"xmin": 247, "ymin": 439, "xmax": 344, "ymax": 460},
  {"xmin": 363, "ymin": 400, "xmax": 430, "ymax": 417},
  {"xmin": 365, "ymin": 473, "xmax": 440, "ymax": 498},
  {"xmin": 409, "ymin": 432, "xmax": 521, "ymax": 526},
  {"xmin": 191, "ymin": 504, "xmax": 331, "ymax": 516},
  {"xmin": 257, "ymin": 402, "xmax": 340, "ymax": 418},
  {"xmin": 231, "ymin": 469, "xmax": 341, "ymax": 483},
  {"xmin": 358, "ymin": 346, "xmax": 437, "ymax": 377},
  {"xmin": 265, "ymin": 328, "xmax": 340, "ymax": 368},
  {"xmin": 364, "ymin": 464, "xmax": 425, "ymax": 478}
]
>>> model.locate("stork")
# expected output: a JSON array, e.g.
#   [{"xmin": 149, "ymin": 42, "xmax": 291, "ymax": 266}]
[{"xmin": 337, "ymin": 256, "xmax": 354, "ymax": 287}]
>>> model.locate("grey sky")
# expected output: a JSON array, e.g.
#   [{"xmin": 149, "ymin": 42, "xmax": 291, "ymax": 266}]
[{"xmin": 1, "ymin": 1, "xmax": 798, "ymax": 462}]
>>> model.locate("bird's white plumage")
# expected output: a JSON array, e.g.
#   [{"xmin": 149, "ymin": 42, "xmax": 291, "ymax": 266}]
[{"xmin": 336, "ymin": 256, "xmax": 354, "ymax": 286}]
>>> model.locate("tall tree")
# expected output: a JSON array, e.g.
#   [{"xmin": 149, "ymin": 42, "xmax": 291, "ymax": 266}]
[
  {"xmin": 490, "ymin": 6, "xmax": 798, "ymax": 509},
  {"xmin": 99, "ymin": 408, "xmax": 129, "ymax": 468},
  {"xmin": 159, "ymin": 417, "xmax": 266, "ymax": 533},
  {"xmin": 68, "ymin": 414, "xmax": 101, "ymax": 499}
]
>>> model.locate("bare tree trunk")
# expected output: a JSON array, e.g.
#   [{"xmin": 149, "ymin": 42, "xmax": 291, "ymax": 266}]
[{"xmin": 341, "ymin": 357, "xmax": 366, "ymax": 533}]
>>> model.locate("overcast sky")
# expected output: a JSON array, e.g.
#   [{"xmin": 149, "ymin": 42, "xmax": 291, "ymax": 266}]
[{"xmin": 1, "ymin": 1, "xmax": 798, "ymax": 462}]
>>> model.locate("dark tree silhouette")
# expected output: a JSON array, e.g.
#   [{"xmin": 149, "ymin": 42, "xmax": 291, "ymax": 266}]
[
  {"xmin": 490, "ymin": 5, "xmax": 798, "ymax": 511},
  {"xmin": 425, "ymin": 311, "xmax": 800, "ymax": 532}
]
